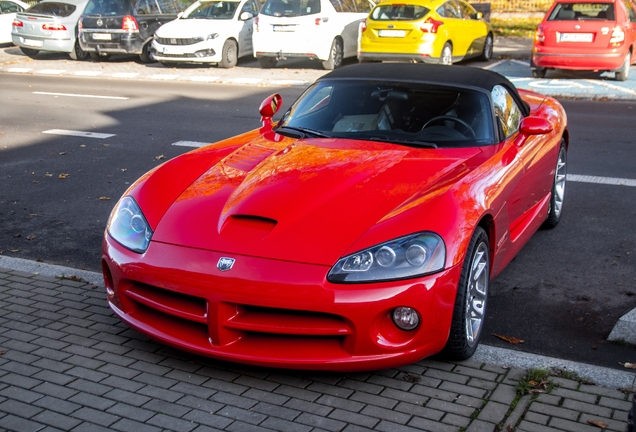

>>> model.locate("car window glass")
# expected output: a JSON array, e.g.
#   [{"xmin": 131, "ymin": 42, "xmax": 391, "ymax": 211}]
[
  {"xmin": 155, "ymin": 0, "xmax": 178, "ymax": 13},
  {"xmin": 339, "ymin": 0, "xmax": 357, "ymax": 12},
  {"xmin": 85, "ymin": 0, "xmax": 130, "ymax": 15},
  {"xmin": 355, "ymin": 0, "xmax": 371, "ymax": 12},
  {"xmin": 173, "ymin": 0, "xmax": 194, "ymax": 11},
  {"xmin": 491, "ymin": 85, "xmax": 521, "ymax": 138},
  {"xmin": 629, "ymin": 0, "xmax": 636, "ymax": 21},
  {"xmin": 261, "ymin": 0, "xmax": 320, "ymax": 16},
  {"xmin": 330, "ymin": 0, "xmax": 342, "ymax": 11},
  {"xmin": 184, "ymin": 0, "xmax": 239, "ymax": 18},
  {"xmin": 548, "ymin": 2, "xmax": 615, "ymax": 20},
  {"xmin": 25, "ymin": 2, "xmax": 77, "ymax": 16},
  {"xmin": 370, "ymin": 4, "xmax": 430, "ymax": 20},
  {"xmin": 1, "ymin": 1, "xmax": 25, "ymax": 13},
  {"xmin": 443, "ymin": 0, "xmax": 461, "ymax": 18},
  {"xmin": 459, "ymin": 0, "xmax": 476, "ymax": 19}
]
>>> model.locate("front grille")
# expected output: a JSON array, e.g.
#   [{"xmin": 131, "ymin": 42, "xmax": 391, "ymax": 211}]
[
  {"xmin": 156, "ymin": 53, "xmax": 197, "ymax": 58},
  {"xmin": 155, "ymin": 36, "xmax": 203, "ymax": 45}
]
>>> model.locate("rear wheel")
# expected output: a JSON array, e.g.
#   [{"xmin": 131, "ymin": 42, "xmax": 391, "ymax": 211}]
[
  {"xmin": 20, "ymin": 47, "xmax": 39, "ymax": 58},
  {"xmin": 89, "ymin": 52, "xmax": 111, "ymax": 61},
  {"xmin": 69, "ymin": 40, "xmax": 88, "ymax": 61},
  {"xmin": 258, "ymin": 56, "xmax": 277, "ymax": 68},
  {"xmin": 439, "ymin": 42, "xmax": 452, "ymax": 65},
  {"xmin": 139, "ymin": 41, "xmax": 154, "ymax": 63},
  {"xmin": 322, "ymin": 38, "xmax": 343, "ymax": 70},
  {"xmin": 531, "ymin": 67, "xmax": 547, "ymax": 78},
  {"xmin": 441, "ymin": 226, "xmax": 489, "ymax": 360},
  {"xmin": 478, "ymin": 34, "xmax": 493, "ymax": 61},
  {"xmin": 218, "ymin": 39, "xmax": 238, "ymax": 68},
  {"xmin": 542, "ymin": 141, "xmax": 567, "ymax": 229},
  {"xmin": 615, "ymin": 52, "xmax": 631, "ymax": 81}
]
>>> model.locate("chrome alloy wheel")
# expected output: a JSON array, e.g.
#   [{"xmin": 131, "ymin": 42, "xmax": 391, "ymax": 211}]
[
  {"xmin": 552, "ymin": 145, "xmax": 567, "ymax": 218},
  {"xmin": 465, "ymin": 241, "xmax": 489, "ymax": 347}
]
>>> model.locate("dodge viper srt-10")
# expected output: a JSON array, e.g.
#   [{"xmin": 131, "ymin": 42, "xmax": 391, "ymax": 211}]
[{"xmin": 102, "ymin": 63, "xmax": 568, "ymax": 371}]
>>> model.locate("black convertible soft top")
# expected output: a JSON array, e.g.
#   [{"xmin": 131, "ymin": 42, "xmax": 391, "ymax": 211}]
[{"xmin": 320, "ymin": 63, "xmax": 530, "ymax": 116}]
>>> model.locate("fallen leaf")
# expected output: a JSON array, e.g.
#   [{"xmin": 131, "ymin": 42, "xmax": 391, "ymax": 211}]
[
  {"xmin": 121, "ymin": 168, "xmax": 127, "ymax": 172},
  {"xmin": 99, "ymin": 197, "xmax": 111, "ymax": 201},
  {"xmin": 10, "ymin": 249, "xmax": 20, "ymax": 253},
  {"xmin": 59, "ymin": 152, "xmax": 67, "ymax": 155},
  {"xmin": 103, "ymin": 143, "xmax": 110, "ymax": 147},
  {"xmin": 587, "ymin": 420, "xmax": 609, "ymax": 428},
  {"xmin": 492, "ymin": 333, "xmax": 524, "ymax": 344},
  {"xmin": 80, "ymin": 144, "xmax": 86, "ymax": 147},
  {"xmin": 0, "ymin": 350, "xmax": 5, "ymax": 355},
  {"xmin": 619, "ymin": 362, "xmax": 636, "ymax": 369},
  {"xmin": 402, "ymin": 373, "xmax": 421, "ymax": 383},
  {"xmin": 36, "ymin": 258, "xmax": 43, "ymax": 262},
  {"xmin": 44, "ymin": 172, "xmax": 53, "ymax": 177},
  {"xmin": 26, "ymin": 235, "xmax": 36, "ymax": 241},
  {"xmin": 155, "ymin": 154, "xmax": 166, "ymax": 160},
  {"xmin": 32, "ymin": 180, "xmax": 39, "ymax": 184},
  {"xmin": 13, "ymin": 234, "xmax": 21, "ymax": 238},
  {"xmin": 58, "ymin": 173, "xmax": 70, "ymax": 179}
]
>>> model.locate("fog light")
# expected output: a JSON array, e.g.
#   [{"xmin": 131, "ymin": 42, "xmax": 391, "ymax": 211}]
[{"xmin": 392, "ymin": 307, "xmax": 420, "ymax": 331}]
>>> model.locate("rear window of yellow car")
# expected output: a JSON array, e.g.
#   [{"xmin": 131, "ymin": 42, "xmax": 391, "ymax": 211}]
[{"xmin": 370, "ymin": 4, "xmax": 430, "ymax": 20}]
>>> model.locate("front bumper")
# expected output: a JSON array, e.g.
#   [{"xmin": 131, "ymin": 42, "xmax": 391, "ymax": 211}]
[
  {"xmin": 151, "ymin": 39, "xmax": 220, "ymax": 63},
  {"xmin": 532, "ymin": 47, "xmax": 625, "ymax": 71},
  {"xmin": 102, "ymin": 234, "xmax": 461, "ymax": 371}
]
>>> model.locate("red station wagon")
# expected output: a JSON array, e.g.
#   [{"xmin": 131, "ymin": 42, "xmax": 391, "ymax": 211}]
[{"xmin": 531, "ymin": 0, "xmax": 636, "ymax": 80}]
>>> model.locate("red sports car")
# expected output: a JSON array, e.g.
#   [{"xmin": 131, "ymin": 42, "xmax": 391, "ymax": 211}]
[
  {"xmin": 102, "ymin": 64, "xmax": 568, "ymax": 371},
  {"xmin": 531, "ymin": 0, "xmax": 636, "ymax": 80}
]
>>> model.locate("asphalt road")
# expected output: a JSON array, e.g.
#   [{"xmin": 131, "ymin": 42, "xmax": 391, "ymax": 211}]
[{"xmin": 1, "ymin": 73, "xmax": 636, "ymax": 371}]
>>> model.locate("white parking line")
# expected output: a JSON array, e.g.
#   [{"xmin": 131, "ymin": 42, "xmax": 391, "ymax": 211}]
[
  {"xmin": 37, "ymin": 69, "xmax": 65, "ymax": 75},
  {"xmin": 171, "ymin": 141, "xmax": 209, "ymax": 148},
  {"xmin": 34, "ymin": 91, "xmax": 128, "ymax": 100},
  {"xmin": 568, "ymin": 174, "xmax": 636, "ymax": 187},
  {"xmin": 189, "ymin": 76, "xmax": 220, "ymax": 82},
  {"xmin": 587, "ymin": 79, "xmax": 636, "ymax": 96},
  {"xmin": 150, "ymin": 74, "xmax": 179, "ymax": 80},
  {"xmin": 112, "ymin": 73, "xmax": 139, "ymax": 78},
  {"xmin": 42, "ymin": 129, "xmax": 115, "ymax": 139},
  {"xmin": 74, "ymin": 71, "xmax": 103, "ymax": 77},
  {"xmin": 6, "ymin": 67, "xmax": 32, "ymax": 73}
]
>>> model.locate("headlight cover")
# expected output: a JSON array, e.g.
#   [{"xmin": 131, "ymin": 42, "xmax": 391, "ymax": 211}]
[
  {"xmin": 327, "ymin": 232, "xmax": 446, "ymax": 283},
  {"xmin": 107, "ymin": 196, "xmax": 153, "ymax": 253}
]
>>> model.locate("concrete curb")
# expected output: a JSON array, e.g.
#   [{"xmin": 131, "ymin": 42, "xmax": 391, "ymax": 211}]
[
  {"xmin": 609, "ymin": 308, "xmax": 636, "ymax": 346},
  {"xmin": 0, "ymin": 255, "xmax": 634, "ymax": 390}
]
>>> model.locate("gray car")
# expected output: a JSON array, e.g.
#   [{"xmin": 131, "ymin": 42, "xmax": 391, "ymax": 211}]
[{"xmin": 11, "ymin": 0, "xmax": 90, "ymax": 59}]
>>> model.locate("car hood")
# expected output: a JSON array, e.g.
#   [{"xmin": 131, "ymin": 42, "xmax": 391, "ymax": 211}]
[
  {"xmin": 151, "ymin": 134, "xmax": 481, "ymax": 265},
  {"xmin": 156, "ymin": 18, "xmax": 240, "ymax": 38}
]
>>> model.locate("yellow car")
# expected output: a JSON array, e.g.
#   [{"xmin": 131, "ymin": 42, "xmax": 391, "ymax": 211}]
[{"xmin": 358, "ymin": 0, "xmax": 493, "ymax": 64}]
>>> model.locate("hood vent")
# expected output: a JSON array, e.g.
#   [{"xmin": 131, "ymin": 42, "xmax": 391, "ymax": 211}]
[{"xmin": 220, "ymin": 215, "xmax": 278, "ymax": 242}]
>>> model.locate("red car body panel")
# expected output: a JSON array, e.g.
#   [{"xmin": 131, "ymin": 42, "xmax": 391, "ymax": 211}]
[
  {"xmin": 532, "ymin": 0, "xmax": 636, "ymax": 71},
  {"xmin": 102, "ymin": 87, "xmax": 568, "ymax": 371}
]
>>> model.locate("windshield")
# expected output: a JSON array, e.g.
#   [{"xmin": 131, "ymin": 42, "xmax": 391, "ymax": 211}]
[
  {"xmin": 183, "ymin": 0, "xmax": 240, "ymax": 18},
  {"xmin": 370, "ymin": 4, "xmax": 430, "ymax": 20},
  {"xmin": 26, "ymin": 2, "xmax": 77, "ymax": 16},
  {"xmin": 261, "ymin": 0, "xmax": 320, "ymax": 17},
  {"xmin": 277, "ymin": 80, "xmax": 496, "ymax": 147},
  {"xmin": 548, "ymin": 2, "xmax": 615, "ymax": 20}
]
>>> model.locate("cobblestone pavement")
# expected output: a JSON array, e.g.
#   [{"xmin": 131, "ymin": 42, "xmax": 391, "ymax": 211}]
[{"xmin": 0, "ymin": 266, "xmax": 634, "ymax": 432}]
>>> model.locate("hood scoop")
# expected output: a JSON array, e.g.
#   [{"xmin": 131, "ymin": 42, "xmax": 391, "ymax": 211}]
[
  {"xmin": 224, "ymin": 143, "xmax": 278, "ymax": 173},
  {"xmin": 220, "ymin": 215, "xmax": 278, "ymax": 242}
]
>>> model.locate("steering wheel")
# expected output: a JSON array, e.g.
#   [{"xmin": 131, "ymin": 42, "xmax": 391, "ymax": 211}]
[{"xmin": 422, "ymin": 115, "xmax": 476, "ymax": 138}]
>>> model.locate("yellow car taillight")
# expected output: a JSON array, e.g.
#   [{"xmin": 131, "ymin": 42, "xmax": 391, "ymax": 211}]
[{"xmin": 610, "ymin": 26, "xmax": 625, "ymax": 46}]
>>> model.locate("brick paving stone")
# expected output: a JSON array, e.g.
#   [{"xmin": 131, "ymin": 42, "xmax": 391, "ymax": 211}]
[
  {"xmin": 137, "ymin": 384, "xmax": 184, "ymax": 402},
  {"xmin": 524, "ymin": 411, "xmax": 550, "ymax": 425},
  {"xmin": 393, "ymin": 400, "xmax": 444, "ymax": 420},
  {"xmin": 0, "ymin": 398, "xmax": 44, "ymax": 418},
  {"xmin": 360, "ymin": 404, "xmax": 411, "ymax": 424},
  {"xmin": 350, "ymin": 390, "xmax": 399, "ymax": 409},
  {"xmin": 441, "ymin": 412, "xmax": 471, "ymax": 427},
  {"xmin": 549, "ymin": 416, "xmax": 600, "ymax": 432},
  {"xmin": 426, "ymin": 399, "xmax": 477, "ymax": 416},
  {"xmin": 106, "ymin": 402, "xmax": 156, "ymax": 422},
  {"xmin": 529, "ymin": 401, "xmax": 579, "ymax": 420},
  {"xmin": 375, "ymin": 419, "xmax": 433, "ymax": 432},
  {"xmin": 489, "ymin": 383, "xmax": 517, "ymax": 404},
  {"xmin": 561, "ymin": 398, "xmax": 612, "ymax": 417},
  {"xmin": 337, "ymin": 378, "xmax": 384, "ymax": 395},
  {"xmin": 0, "ymin": 414, "xmax": 46, "ymax": 432},
  {"xmin": 94, "ymin": 351, "xmax": 137, "ymax": 367},
  {"xmin": 380, "ymin": 387, "xmax": 429, "ymax": 405},
  {"xmin": 260, "ymin": 416, "xmax": 312, "ymax": 432},
  {"xmin": 71, "ymin": 406, "xmax": 120, "ymax": 427},
  {"xmin": 0, "ymin": 356, "xmax": 41, "ymax": 375},
  {"xmin": 599, "ymin": 395, "xmax": 634, "ymax": 410},
  {"xmin": 534, "ymin": 393, "xmax": 561, "ymax": 405},
  {"xmin": 31, "ymin": 410, "xmax": 83, "ymax": 430},
  {"xmin": 580, "ymin": 412, "xmax": 628, "ymax": 431},
  {"xmin": 142, "ymin": 399, "xmax": 192, "ymax": 417},
  {"xmin": 0, "ymin": 372, "xmax": 42, "ymax": 389},
  {"xmin": 517, "ymin": 420, "xmax": 558, "ymax": 432},
  {"xmin": 147, "ymin": 413, "xmax": 198, "ymax": 432},
  {"xmin": 453, "ymin": 365, "xmax": 499, "ymax": 382},
  {"xmin": 67, "ymin": 378, "xmax": 113, "ymax": 396},
  {"xmin": 243, "ymin": 388, "xmax": 290, "ymax": 406},
  {"xmin": 65, "ymin": 365, "xmax": 109, "ymax": 382},
  {"xmin": 101, "ymin": 375, "xmax": 146, "ymax": 392},
  {"xmin": 466, "ymin": 377, "xmax": 498, "ymax": 391},
  {"xmin": 171, "ymin": 381, "xmax": 217, "ymax": 399},
  {"xmin": 197, "ymin": 366, "xmax": 241, "ymax": 382},
  {"xmin": 251, "ymin": 401, "xmax": 301, "ymax": 421},
  {"xmin": 211, "ymin": 391, "xmax": 258, "ymax": 409},
  {"xmin": 183, "ymin": 409, "xmax": 235, "ymax": 429},
  {"xmin": 552, "ymin": 387, "xmax": 598, "ymax": 404},
  {"xmin": 110, "ymin": 418, "xmax": 162, "ymax": 432},
  {"xmin": 441, "ymin": 381, "xmax": 489, "ymax": 398},
  {"xmin": 31, "ymin": 382, "xmax": 79, "ymax": 400},
  {"xmin": 234, "ymin": 375, "xmax": 280, "ymax": 392},
  {"xmin": 296, "ymin": 412, "xmax": 347, "ymax": 431},
  {"xmin": 476, "ymin": 400, "xmax": 508, "ymax": 424},
  {"xmin": 307, "ymin": 381, "xmax": 355, "ymax": 398},
  {"xmin": 104, "ymin": 388, "xmax": 152, "ymax": 407},
  {"xmin": 32, "ymin": 395, "xmax": 81, "ymax": 415},
  {"xmin": 177, "ymin": 395, "xmax": 224, "ymax": 413},
  {"xmin": 68, "ymin": 391, "xmax": 117, "ymax": 410},
  {"xmin": 551, "ymin": 376, "xmax": 580, "ymax": 389},
  {"xmin": 225, "ymin": 420, "xmax": 276, "ymax": 432},
  {"xmin": 283, "ymin": 398, "xmax": 333, "ymax": 416},
  {"xmin": 201, "ymin": 377, "xmax": 249, "ymax": 395},
  {"xmin": 315, "ymin": 394, "xmax": 364, "ymax": 412},
  {"xmin": 217, "ymin": 405, "xmax": 268, "ymax": 425},
  {"xmin": 425, "ymin": 368, "xmax": 470, "ymax": 384},
  {"xmin": 367, "ymin": 375, "xmax": 414, "ymax": 391},
  {"xmin": 32, "ymin": 369, "xmax": 75, "ymax": 386},
  {"xmin": 165, "ymin": 369, "xmax": 210, "ymax": 385},
  {"xmin": 410, "ymin": 383, "xmax": 458, "ymax": 401},
  {"xmin": 579, "ymin": 384, "xmax": 628, "ymax": 398},
  {"xmin": 466, "ymin": 419, "xmax": 496, "ymax": 431},
  {"xmin": 0, "ymin": 384, "xmax": 42, "ymax": 404},
  {"xmin": 274, "ymin": 384, "xmax": 321, "ymax": 402},
  {"xmin": 329, "ymin": 408, "xmax": 380, "ymax": 428}
]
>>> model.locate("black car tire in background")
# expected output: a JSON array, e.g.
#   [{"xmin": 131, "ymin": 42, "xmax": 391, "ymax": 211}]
[
  {"xmin": 478, "ymin": 33, "xmax": 493, "ymax": 61},
  {"xmin": 69, "ymin": 39, "xmax": 88, "ymax": 61},
  {"xmin": 139, "ymin": 41, "xmax": 154, "ymax": 63},
  {"xmin": 219, "ymin": 39, "xmax": 238, "ymax": 68},
  {"xmin": 615, "ymin": 52, "xmax": 631, "ymax": 82},
  {"xmin": 322, "ymin": 38, "xmax": 343, "ymax": 70},
  {"xmin": 542, "ymin": 140, "xmax": 567, "ymax": 229},
  {"xmin": 439, "ymin": 42, "xmax": 452, "ymax": 65}
]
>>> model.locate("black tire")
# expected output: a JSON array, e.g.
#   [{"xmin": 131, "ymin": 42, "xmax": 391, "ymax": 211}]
[
  {"xmin": 322, "ymin": 38, "xmax": 343, "ymax": 70},
  {"xmin": 542, "ymin": 140, "xmax": 567, "ymax": 229},
  {"xmin": 89, "ymin": 52, "xmax": 111, "ymax": 61},
  {"xmin": 258, "ymin": 56, "xmax": 277, "ymax": 68},
  {"xmin": 478, "ymin": 33, "xmax": 493, "ymax": 61},
  {"xmin": 69, "ymin": 39, "xmax": 88, "ymax": 61},
  {"xmin": 218, "ymin": 39, "xmax": 238, "ymax": 68},
  {"xmin": 439, "ymin": 42, "xmax": 452, "ymax": 65},
  {"xmin": 20, "ymin": 47, "xmax": 39, "ymax": 58},
  {"xmin": 615, "ymin": 52, "xmax": 630, "ymax": 81},
  {"xmin": 139, "ymin": 41, "xmax": 154, "ymax": 63},
  {"xmin": 531, "ymin": 67, "xmax": 547, "ymax": 78},
  {"xmin": 441, "ymin": 226, "xmax": 489, "ymax": 360}
]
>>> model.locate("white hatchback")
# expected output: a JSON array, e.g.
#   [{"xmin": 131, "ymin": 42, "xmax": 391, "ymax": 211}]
[
  {"xmin": 151, "ymin": 0, "xmax": 261, "ymax": 68},
  {"xmin": 253, "ymin": 0, "xmax": 374, "ymax": 69}
]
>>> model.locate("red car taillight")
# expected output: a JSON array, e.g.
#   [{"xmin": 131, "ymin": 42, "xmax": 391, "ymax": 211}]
[
  {"xmin": 420, "ymin": 17, "xmax": 443, "ymax": 33},
  {"xmin": 360, "ymin": 18, "xmax": 367, "ymax": 32},
  {"xmin": 122, "ymin": 15, "xmax": 138, "ymax": 31},
  {"xmin": 42, "ymin": 23, "xmax": 67, "ymax": 31},
  {"xmin": 534, "ymin": 25, "xmax": 545, "ymax": 45},
  {"xmin": 609, "ymin": 26, "xmax": 625, "ymax": 46},
  {"xmin": 12, "ymin": 19, "xmax": 23, "ymax": 27}
]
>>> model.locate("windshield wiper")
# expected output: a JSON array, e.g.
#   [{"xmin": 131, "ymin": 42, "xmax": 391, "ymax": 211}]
[
  {"xmin": 369, "ymin": 137, "xmax": 438, "ymax": 148},
  {"xmin": 276, "ymin": 126, "xmax": 331, "ymax": 138}
]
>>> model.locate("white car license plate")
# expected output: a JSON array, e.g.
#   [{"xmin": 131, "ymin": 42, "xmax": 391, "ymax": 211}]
[
  {"xmin": 92, "ymin": 33, "xmax": 112, "ymax": 41},
  {"xmin": 273, "ymin": 25, "xmax": 295, "ymax": 32},
  {"xmin": 559, "ymin": 32, "xmax": 593, "ymax": 42},
  {"xmin": 23, "ymin": 39, "xmax": 43, "ymax": 48},
  {"xmin": 379, "ymin": 29, "xmax": 406, "ymax": 38}
]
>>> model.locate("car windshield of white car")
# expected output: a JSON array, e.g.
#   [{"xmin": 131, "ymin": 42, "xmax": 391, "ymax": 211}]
[
  {"xmin": 25, "ymin": 2, "xmax": 76, "ymax": 16},
  {"xmin": 261, "ymin": 0, "xmax": 320, "ymax": 17},
  {"xmin": 370, "ymin": 4, "xmax": 430, "ymax": 21},
  {"xmin": 184, "ymin": 0, "xmax": 240, "ymax": 19},
  {"xmin": 276, "ymin": 80, "xmax": 496, "ymax": 147},
  {"xmin": 548, "ymin": 3, "xmax": 615, "ymax": 20}
]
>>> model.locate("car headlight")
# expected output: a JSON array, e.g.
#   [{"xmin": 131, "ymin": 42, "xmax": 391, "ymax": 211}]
[
  {"xmin": 107, "ymin": 196, "xmax": 153, "ymax": 253},
  {"xmin": 327, "ymin": 232, "xmax": 445, "ymax": 283},
  {"xmin": 206, "ymin": 33, "xmax": 219, "ymax": 40}
]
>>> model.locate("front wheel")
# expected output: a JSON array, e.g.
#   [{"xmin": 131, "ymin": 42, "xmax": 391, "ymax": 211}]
[
  {"xmin": 439, "ymin": 42, "xmax": 452, "ymax": 65},
  {"xmin": 139, "ymin": 41, "xmax": 154, "ymax": 63},
  {"xmin": 478, "ymin": 34, "xmax": 493, "ymax": 61},
  {"xmin": 441, "ymin": 226, "xmax": 489, "ymax": 360},
  {"xmin": 218, "ymin": 39, "xmax": 238, "ymax": 68},
  {"xmin": 322, "ymin": 38, "xmax": 343, "ymax": 70},
  {"xmin": 531, "ymin": 67, "xmax": 547, "ymax": 78},
  {"xmin": 69, "ymin": 39, "xmax": 88, "ymax": 61},
  {"xmin": 542, "ymin": 141, "xmax": 567, "ymax": 229},
  {"xmin": 20, "ymin": 47, "xmax": 39, "ymax": 58},
  {"xmin": 615, "ymin": 52, "xmax": 631, "ymax": 81}
]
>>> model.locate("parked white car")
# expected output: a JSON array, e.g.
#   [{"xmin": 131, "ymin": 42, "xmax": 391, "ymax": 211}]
[
  {"xmin": 253, "ymin": 0, "xmax": 374, "ymax": 69},
  {"xmin": 0, "ymin": 0, "xmax": 28, "ymax": 44},
  {"xmin": 151, "ymin": 0, "xmax": 261, "ymax": 68}
]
